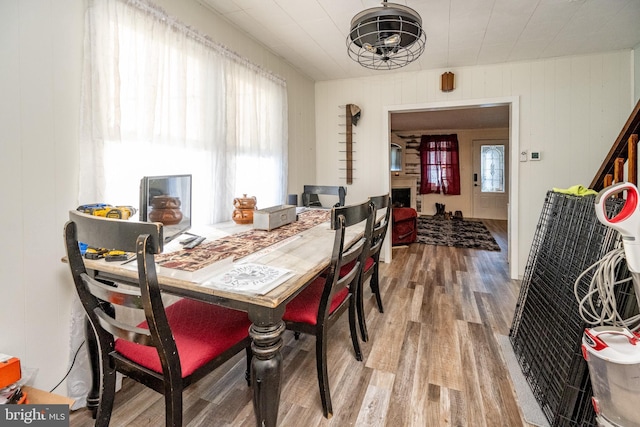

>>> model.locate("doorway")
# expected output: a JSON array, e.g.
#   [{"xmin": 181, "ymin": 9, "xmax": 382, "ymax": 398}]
[{"xmin": 383, "ymin": 97, "xmax": 520, "ymax": 280}]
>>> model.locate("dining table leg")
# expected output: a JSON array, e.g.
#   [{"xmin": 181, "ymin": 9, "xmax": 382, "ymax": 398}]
[{"xmin": 248, "ymin": 308, "xmax": 286, "ymax": 427}]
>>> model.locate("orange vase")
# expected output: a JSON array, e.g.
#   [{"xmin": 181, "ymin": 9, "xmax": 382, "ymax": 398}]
[
  {"xmin": 149, "ymin": 196, "xmax": 183, "ymax": 225},
  {"xmin": 232, "ymin": 194, "xmax": 257, "ymax": 224}
]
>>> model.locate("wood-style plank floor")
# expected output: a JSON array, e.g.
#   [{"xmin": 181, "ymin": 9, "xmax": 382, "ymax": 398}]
[{"xmin": 70, "ymin": 219, "xmax": 536, "ymax": 426}]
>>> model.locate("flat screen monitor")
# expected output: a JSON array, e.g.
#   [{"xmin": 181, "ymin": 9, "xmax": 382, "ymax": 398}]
[{"xmin": 139, "ymin": 174, "xmax": 192, "ymax": 243}]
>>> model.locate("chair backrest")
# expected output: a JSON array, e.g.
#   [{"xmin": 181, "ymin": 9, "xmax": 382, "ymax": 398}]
[
  {"xmin": 368, "ymin": 194, "xmax": 391, "ymax": 259},
  {"xmin": 63, "ymin": 211, "xmax": 177, "ymax": 377},
  {"xmin": 319, "ymin": 201, "xmax": 374, "ymax": 317},
  {"xmin": 302, "ymin": 185, "xmax": 347, "ymax": 208}
]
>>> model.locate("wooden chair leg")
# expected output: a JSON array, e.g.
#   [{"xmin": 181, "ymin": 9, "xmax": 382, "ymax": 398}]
[
  {"xmin": 96, "ymin": 362, "xmax": 117, "ymax": 427},
  {"xmin": 356, "ymin": 279, "xmax": 369, "ymax": 342},
  {"xmin": 348, "ymin": 297, "xmax": 363, "ymax": 362},
  {"xmin": 165, "ymin": 384, "xmax": 183, "ymax": 427},
  {"xmin": 371, "ymin": 265, "xmax": 384, "ymax": 313},
  {"xmin": 315, "ymin": 328, "xmax": 333, "ymax": 418}
]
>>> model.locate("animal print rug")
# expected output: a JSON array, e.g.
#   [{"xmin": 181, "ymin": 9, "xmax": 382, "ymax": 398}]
[{"xmin": 416, "ymin": 216, "xmax": 500, "ymax": 251}]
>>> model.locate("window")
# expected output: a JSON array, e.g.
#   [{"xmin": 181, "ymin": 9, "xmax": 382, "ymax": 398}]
[
  {"xmin": 390, "ymin": 143, "xmax": 403, "ymax": 172},
  {"xmin": 480, "ymin": 145, "xmax": 505, "ymax": 192},
  {"xmin": 419, "ymin": 134, "xmax": 461, "ymax": 195},
  {"xmin": 79, "ymin": 0, "xmax": 288, "ymax": 224}
]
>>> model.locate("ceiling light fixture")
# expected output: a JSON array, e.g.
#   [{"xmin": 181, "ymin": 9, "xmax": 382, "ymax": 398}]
[{"xmin": 347, "ymin": 0, "xmax": 426, "ymax": 70}]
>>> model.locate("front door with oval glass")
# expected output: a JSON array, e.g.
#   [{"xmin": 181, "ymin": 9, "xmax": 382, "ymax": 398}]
[{"xmin": 472, "ymin": 139, "xmax": 508, "ymax": 220}]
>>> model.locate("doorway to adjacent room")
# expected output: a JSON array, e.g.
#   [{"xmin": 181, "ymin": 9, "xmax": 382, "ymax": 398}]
[{"xmin": 383, "ymin": 97, "xmax": 520, "ymax": 280}]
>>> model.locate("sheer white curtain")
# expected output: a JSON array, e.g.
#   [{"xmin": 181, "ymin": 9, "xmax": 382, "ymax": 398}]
[
  {"xmin": 70, "ymin": 0, "xmax": 287, "ymax": 406},
  {"xmin": 79, "ymin": 0, "xmax": 288, "ymax": 224}
]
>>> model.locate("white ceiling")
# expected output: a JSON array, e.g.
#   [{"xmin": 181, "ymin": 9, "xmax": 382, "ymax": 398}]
[{"xmin": 199, "ymin": 0, "xmax": 640, "ymax": 82}]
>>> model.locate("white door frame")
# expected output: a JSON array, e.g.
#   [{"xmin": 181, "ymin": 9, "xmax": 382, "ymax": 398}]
[{"xmin": 382, "ymin": 96, "xmax": 520, "ymax": 280}]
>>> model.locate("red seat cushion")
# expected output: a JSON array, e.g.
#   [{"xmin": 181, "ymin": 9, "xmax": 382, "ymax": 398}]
[
  {"xmin": 282, "ymin": 276, "xmax": 349, "ymax": 325},
  {"xmin": 114, "ymin": 299, "xmax": 251, "ymax": 377},
  {"xmin": 338, "ymin": 257, "xmax": 375, "ymax": 278}
]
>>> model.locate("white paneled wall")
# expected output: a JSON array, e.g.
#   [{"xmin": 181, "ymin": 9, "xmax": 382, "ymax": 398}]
[
  {"xmin": 635, "ymin": 44, "xmax": 640, "ymax": 103},
  {"xmin": 315, "ymin": 51, "xmax": 633, "ymax": 278},
  {"xmin": 0, "ymin": 0, "xmax": 316, "ymax": 396},
  {"xmin": 0, "ymin": 0, "xmax": 83, "ymax": 395}
]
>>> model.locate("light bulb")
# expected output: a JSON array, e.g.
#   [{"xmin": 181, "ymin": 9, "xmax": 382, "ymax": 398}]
[
  {"xmin": 383, "ymin": 34, "xmax": 400, "ymax": 46},
  {"xmin": 363, "ymin": 43, "xmax": 376, "ymax": 53}
]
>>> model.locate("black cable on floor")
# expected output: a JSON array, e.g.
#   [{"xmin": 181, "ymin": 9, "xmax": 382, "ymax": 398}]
[{"xmin": 50, "ymin": 340, "xmax": 85, "ymax": 393}]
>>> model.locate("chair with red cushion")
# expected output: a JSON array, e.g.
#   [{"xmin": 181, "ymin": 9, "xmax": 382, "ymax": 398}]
[
  {"xmin": 337, "ymin": 195, "xmax": 391, "ymax": 342},
  {"xmin": 356, "ymin": 194, "xmax": 391, "ymax": 341},
  {"xmin": 64, "ymin": 211, "xmax": 252, "ymax": 427},
  {"xmin": 283, "ymin": 200, "xmax": 374, "ymax": 418}
]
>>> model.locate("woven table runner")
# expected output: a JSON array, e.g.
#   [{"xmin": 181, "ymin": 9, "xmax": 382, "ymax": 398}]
[{"xmin": 156, "ymin": 209, "xmax": 331, "ymax": 272}]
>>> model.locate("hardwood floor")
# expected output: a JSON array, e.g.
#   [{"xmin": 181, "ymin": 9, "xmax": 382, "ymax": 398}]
[{"xmin": 70, "ymin": 219, "xmax": 536, "ymax": 426}]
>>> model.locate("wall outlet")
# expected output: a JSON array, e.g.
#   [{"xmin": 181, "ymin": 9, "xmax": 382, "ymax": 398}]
[{"xmin": 520, "ymin": 150, "xmax": 528, "ymax": 162}]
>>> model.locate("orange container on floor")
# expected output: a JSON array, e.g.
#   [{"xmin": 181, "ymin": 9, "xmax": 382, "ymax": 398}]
[{"xmin": 0, "ymin": 356, "xmax": 21, "ymax": 388}]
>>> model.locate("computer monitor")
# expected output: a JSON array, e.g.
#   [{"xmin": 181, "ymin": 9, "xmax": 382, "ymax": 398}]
[{"xmin": 139, "ymin": 174, "xmax": 192, "ymax": 243}]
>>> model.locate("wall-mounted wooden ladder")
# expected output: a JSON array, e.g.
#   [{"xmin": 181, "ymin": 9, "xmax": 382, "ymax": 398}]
[{"xmin": 338, "ymin": 104, "xmax": 356, "ymax": 184}]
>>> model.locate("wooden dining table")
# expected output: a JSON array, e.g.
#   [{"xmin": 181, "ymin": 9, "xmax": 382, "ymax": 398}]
[{"xmin": 79, "ymin": 210, "xmax": 364, "ymax": 427}]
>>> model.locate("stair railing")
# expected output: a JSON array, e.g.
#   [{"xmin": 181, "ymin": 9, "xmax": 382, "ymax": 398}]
[{"xmin": 590, "ymin": 100, "xmax": 640, "ymax": 191}]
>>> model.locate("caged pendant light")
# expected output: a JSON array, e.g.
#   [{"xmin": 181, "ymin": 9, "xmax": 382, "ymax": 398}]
[{"xmin": 347, "ymin": 0, "xmax": 426, "ymax": 70}]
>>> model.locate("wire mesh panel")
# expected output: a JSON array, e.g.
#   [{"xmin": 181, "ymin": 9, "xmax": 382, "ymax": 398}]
[{"xmin": 509, "ymin": 191, "xmax": 634, "ymax": 427}]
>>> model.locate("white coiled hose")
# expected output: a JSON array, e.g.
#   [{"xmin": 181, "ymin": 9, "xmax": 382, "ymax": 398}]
[{"xmin": 574, "ymin": 243, "xmax": 640, "ymax": 331}]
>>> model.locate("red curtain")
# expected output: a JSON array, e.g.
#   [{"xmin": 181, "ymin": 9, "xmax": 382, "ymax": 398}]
[{"xmin": 419, "ymin": 134, "xmax": 461, "ymax": 195}]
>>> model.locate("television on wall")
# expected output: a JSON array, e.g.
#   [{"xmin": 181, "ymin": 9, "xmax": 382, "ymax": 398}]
[{"xmin": 139, "ymin": 174, "xmax": 192, "ymax": 243}]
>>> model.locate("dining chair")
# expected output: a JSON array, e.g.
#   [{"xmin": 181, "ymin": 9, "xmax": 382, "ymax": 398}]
[
  {"xmin": 64, "ymin": 210, "xmax": 252, "ymax": 427},
  {"xmin": 337, "ymin": 194, "xmax": 391, "ymax": 342},
  {"xmin": 301, "ymin": 185, "xmax": 347, "ymax": 208},
  {"xmin": 282, "ymin": 200, "xmax": 374, "ymax": 418},
  {"xmin": 356, "ymin": 194, "xmax": 391, "ymax": 342}
]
